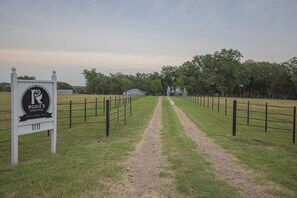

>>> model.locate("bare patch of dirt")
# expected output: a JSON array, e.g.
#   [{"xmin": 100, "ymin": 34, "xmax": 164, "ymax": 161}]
[
  {"xmin": 112, "ymin": 97, "xmax": 169, "ymax": 197},
  {"xmin": 167, "ymin": 97, "xmax": 275, "ymax": 198}
]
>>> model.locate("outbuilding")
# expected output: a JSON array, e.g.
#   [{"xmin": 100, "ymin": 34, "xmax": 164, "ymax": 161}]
[{"xmin": 123, "ymin": 89, "xmax": 146, "ymax": 96}]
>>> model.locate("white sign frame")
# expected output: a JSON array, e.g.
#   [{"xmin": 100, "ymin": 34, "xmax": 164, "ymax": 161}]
[{"xmin": 11, "ymin": 68, "xmax": 57, "ymax": 165}]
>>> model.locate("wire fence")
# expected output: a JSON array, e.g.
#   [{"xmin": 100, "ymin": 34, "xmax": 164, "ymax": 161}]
[
  {"xmin": 185, "ymin": 95, "xmax": 296, "ymax": 144},
  {"xmin": 0, "ymin": 95, "xmax": 142, "ymax": 164},
  {"xmin": 232, "ymin": 100, "xmax": 296, "ymax": 143},
  {"xmin": 186, "ymin": 95, "xmax": 230, "ymax": 116}
]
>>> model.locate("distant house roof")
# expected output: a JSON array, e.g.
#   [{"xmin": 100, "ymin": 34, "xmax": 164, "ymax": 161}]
[{"xmin": 124, "ymin": 89, "xmax": 146, "ymax": 96}]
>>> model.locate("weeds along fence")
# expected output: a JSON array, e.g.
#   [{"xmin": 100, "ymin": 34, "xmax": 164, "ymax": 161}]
[{"xmin": 185, "ymin": 95, "xmax": 296, "ymax": 144}]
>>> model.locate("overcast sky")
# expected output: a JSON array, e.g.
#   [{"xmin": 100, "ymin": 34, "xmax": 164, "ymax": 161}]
[{"xmin": 0, "ymin": 0, "xmax": 296, "ymax": 86}]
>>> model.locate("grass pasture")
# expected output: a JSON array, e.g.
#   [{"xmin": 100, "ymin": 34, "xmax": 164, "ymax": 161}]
[
  {"xmin": 187, "ymin": 96, "xmax": 297, "ymax": 141},
  {"xmin": 161, "ymin": 97, "xmax": 240, "ymax": 197},
  {"xmin": 0, "ymin": 92, "xmax": 158, "ymax": 197},
  {"xmin": 173, "ymin": 96, "xmax": 297, "ymax": 197},
  {"xmin": 1, "ymin": 91, "xmax": 297, "ymax": 197}
]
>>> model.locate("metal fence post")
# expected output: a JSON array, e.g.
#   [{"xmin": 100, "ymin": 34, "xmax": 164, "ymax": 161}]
[
  {"xmin": 225, "ymin": 97, "xmax": 227, "ymax": 116},
  {"xmin": 203, "ymin": 96, "xmax": 205, "ymax": 107},
  {"xmin": 117, "ymin": 100, "xmax": 120, "ymax": 122},
  {"xmin": 70, "ymin": 100, "xmax": 72, "ymax": 128},
  {"xmin": 265, "ymin": 103, "xmax": 268, "ymax": 132},
  {"xmin": 293, "ymin": 106, "xmax": 296, "ymax": 144},
  {"xmin": 212, "ymin": 96, "xmax": 214, "ymax": 111},
  {"xmin": 247, "ymin": 101, "xmax": 250, "ymax": 125},
  {"xmin": 218, "ymin": 97, "xmax": 220, "ymax": 113},
  {"xmin": 130, "ymin": 97, "xmax": 132, "ymax": 116},
  {"xmin": 95, "ymin": 98, "xmax": 98, "ymax": 117},
  {"xmin": 103, "ymin": 97, "xmax": 105, "ymax": 113},
  {"xmin": 232, "ymin": 100, "xmax": 237, "ymax": 136},
  {"xmin": 115, "ymin": 96, "xmax": 117, "ymax": 108},
  {"xmin": 124, "ymin": 98, "xmax": 127, "ymax": 125},
  {"xmin": 208, "ymin": 96, "xmax": 209, "ymax": 109},
  {"xmin": 84, "ymin": 99, "xmax": 87, "ymax": 122},
  {"xmin": 106, "ymin": 99, "xmax": 110, "ymax": 137}
]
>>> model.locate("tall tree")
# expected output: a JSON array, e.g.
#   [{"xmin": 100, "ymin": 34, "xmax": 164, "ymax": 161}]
[
  {"xmin": 161, "ymin": 66, "xmax": 177, "ymax": 94},
  {"xmin": 17, "ymin": 75, "xmax": 36, "ymax": 80}
]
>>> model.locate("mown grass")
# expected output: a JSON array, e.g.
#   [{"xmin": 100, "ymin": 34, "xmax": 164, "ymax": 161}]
[
  {"xmin": 0, "ymin": 93, "xmax": 158, "ymax": 198},
  {"xmin": 172, "ymin": 96, "xmax": 297, "ymax": 197},
  {"xmin": 188, "ymin": 96, "xmax": 296, "ymax": 132},
  {"xmin": 160, "ymin": 97, "xmax": 240, "ymax": 197}
]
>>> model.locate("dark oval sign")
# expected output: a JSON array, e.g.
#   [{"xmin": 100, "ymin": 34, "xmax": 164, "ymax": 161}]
[{"xmin": 20, "ymin": 86, "xmax": 52, "ymax": 121}]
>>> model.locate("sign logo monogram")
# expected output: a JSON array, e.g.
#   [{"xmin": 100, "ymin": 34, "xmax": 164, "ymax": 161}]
[
  {"xmin": 20, "ymin": 86, "xmax": 52, "ymax": 121},
  {"xmin": 31, "ymin": 89, "xmax": 43, "ymax": 104}
]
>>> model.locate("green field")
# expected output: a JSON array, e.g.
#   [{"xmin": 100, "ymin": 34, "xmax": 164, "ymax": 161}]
[
  {"xmin": 0, "ymin": 92, "xmax": 157, "ymax": 197},
  {"xmin": 172, "ymin": 96, "xmax": 297, "ymax": 197},
  {"xmin": 161, "ymin": 97, "xmax": 240, "ymax": 197},
  {"xmin": 1, "ymin": 92, "xmax": 297, "ymax": 197}
]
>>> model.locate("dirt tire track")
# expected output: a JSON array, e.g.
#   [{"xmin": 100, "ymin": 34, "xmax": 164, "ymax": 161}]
[
  {"xmin": 168, "ymin": 97, "xmax": 274, "ymax": 198},
  {"xmin": 114, "ymin": 97, "xmax": 164, "ymax": 197}
]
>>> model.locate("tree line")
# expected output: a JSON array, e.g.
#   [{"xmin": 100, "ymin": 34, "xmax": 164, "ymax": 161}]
[
  {"xmin": 1, "ymin": 49, "xmax": 295, "ymax": 99},
  {"xmin": 83, "ymin": 49, "xmax": 297, "ymax": 99},
  {"xmin": 0, "ymin": 75, "xmax": 73, "ymax": 91}
]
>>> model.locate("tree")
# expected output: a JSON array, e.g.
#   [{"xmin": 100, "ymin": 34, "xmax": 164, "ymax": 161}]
[
  {"xmin": 176, "ymin": 61, "xmax": 202, "ymax": 95},
  {"xmin": 212, "ymin": 49, "xmax": 243, "ymax": 96},
  {"xmin": 82, "ymin": 69, "xmax": 107, "ymax": 94},
  {"xmin": 0, "ymin": 83, "xmax": 4, "ymax": 91},
  {"xmin": 161, "ymin": 66, "xmax": 177, "ymax": 94},
  {"xmin": 57, "ymin": 82, "xmax": 73, "ymax": 90},
  {"xmin": 17, "ymin": 75, "xmax": 36, "ymax": 80}
]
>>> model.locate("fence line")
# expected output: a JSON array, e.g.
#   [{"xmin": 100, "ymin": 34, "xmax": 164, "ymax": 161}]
[
  {"xmin": 185, "ymin": 95, "xmax": 296, "ymax": 144},
  {"xmin": 232, "ymin": 100, "xmax": 296, "ymax": 144},
  {"xmin": 1, "ymin": 95, "xmax": 140, "ymax": 164}
]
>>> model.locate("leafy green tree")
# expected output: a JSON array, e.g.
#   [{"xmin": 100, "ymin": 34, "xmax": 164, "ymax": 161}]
[
  {"xmin": 0, "ymin": 83, "xmax": 4, "ymax": 91},
  {"xmin": 57, "ymin": 82, "xmax": 73, "ymax": 89},
  {"xmin": 176, "ymin": 61, "xmax": 202, "ymax": 95},
  {"xmin": 83, "ymin": 69, "xmax": 107, "ymax": 94},
  {"xmin": 17, "ymin": 75, "xmax": 36, "ymax": 80},
  {"xmin": 161, "ymin": 66, "xmax": 177, "ymax": 94}
]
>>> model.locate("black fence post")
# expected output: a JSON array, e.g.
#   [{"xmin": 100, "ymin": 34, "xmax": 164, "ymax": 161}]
[
  {"xmin": 103, "ymin": 97, "xmax": 106, "ymax": 113},
  {"xmin": 130, "ymin": 97, "xmax": 132, "ymax": 116},
  {"xmin": 84, "ymin": 99, "xmax": 87, "ymax": 122},
  {"xmin": 124, "ymin": 98, "xmax": 127, "ymax": 125},
  {"xmin": 265, "ymin": 103, "xmax": 268, "ymax": 132},
  {"xmin": 247, "ymin": 101, "xmax": 250, "ymax": 125},
  {"xmin": 115, "ymin": 96, "xmax": 117, "ymax": 108},
  {"xmin": 212, "ymin": 96, "xmax": 214, "ymax": 111},
  {"xmin": 70, "ymin": 100, "xmax": 72, "ymax": 128},
  {"xmin": 117, "ymin": 100, "xmax": 120, "ymax": 122},
  {"xmin": 208, "ymin": 96, "xmax": 209, "ymax": 109},
  {"xmin": 109, "ymin": 96, "xmax": 112, "ymax": 109},
  {"xmin": 218, "ymin": 97, "xmax": 220, "ymax": 113},
  {"xmin": 203, "ymin": 96, "xmax": 205, "ymax": 107},
  {"xmin": 225, "ymin": 97, "xmax": 227, "ymax": 116},
  {"xmin": 293, "ymin": 106, "xmax": 296, "ymax": 144},
  {"xmin": 95, "ymin": 98, "xmax": 98, "ymax": 117},
  {"xmin": 106, "ymin": 99, "xmax": 110, "ymax": 137},
  {"xmin": 232, "ymin": 100, "xmax": 237, "ymax": 136}
]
